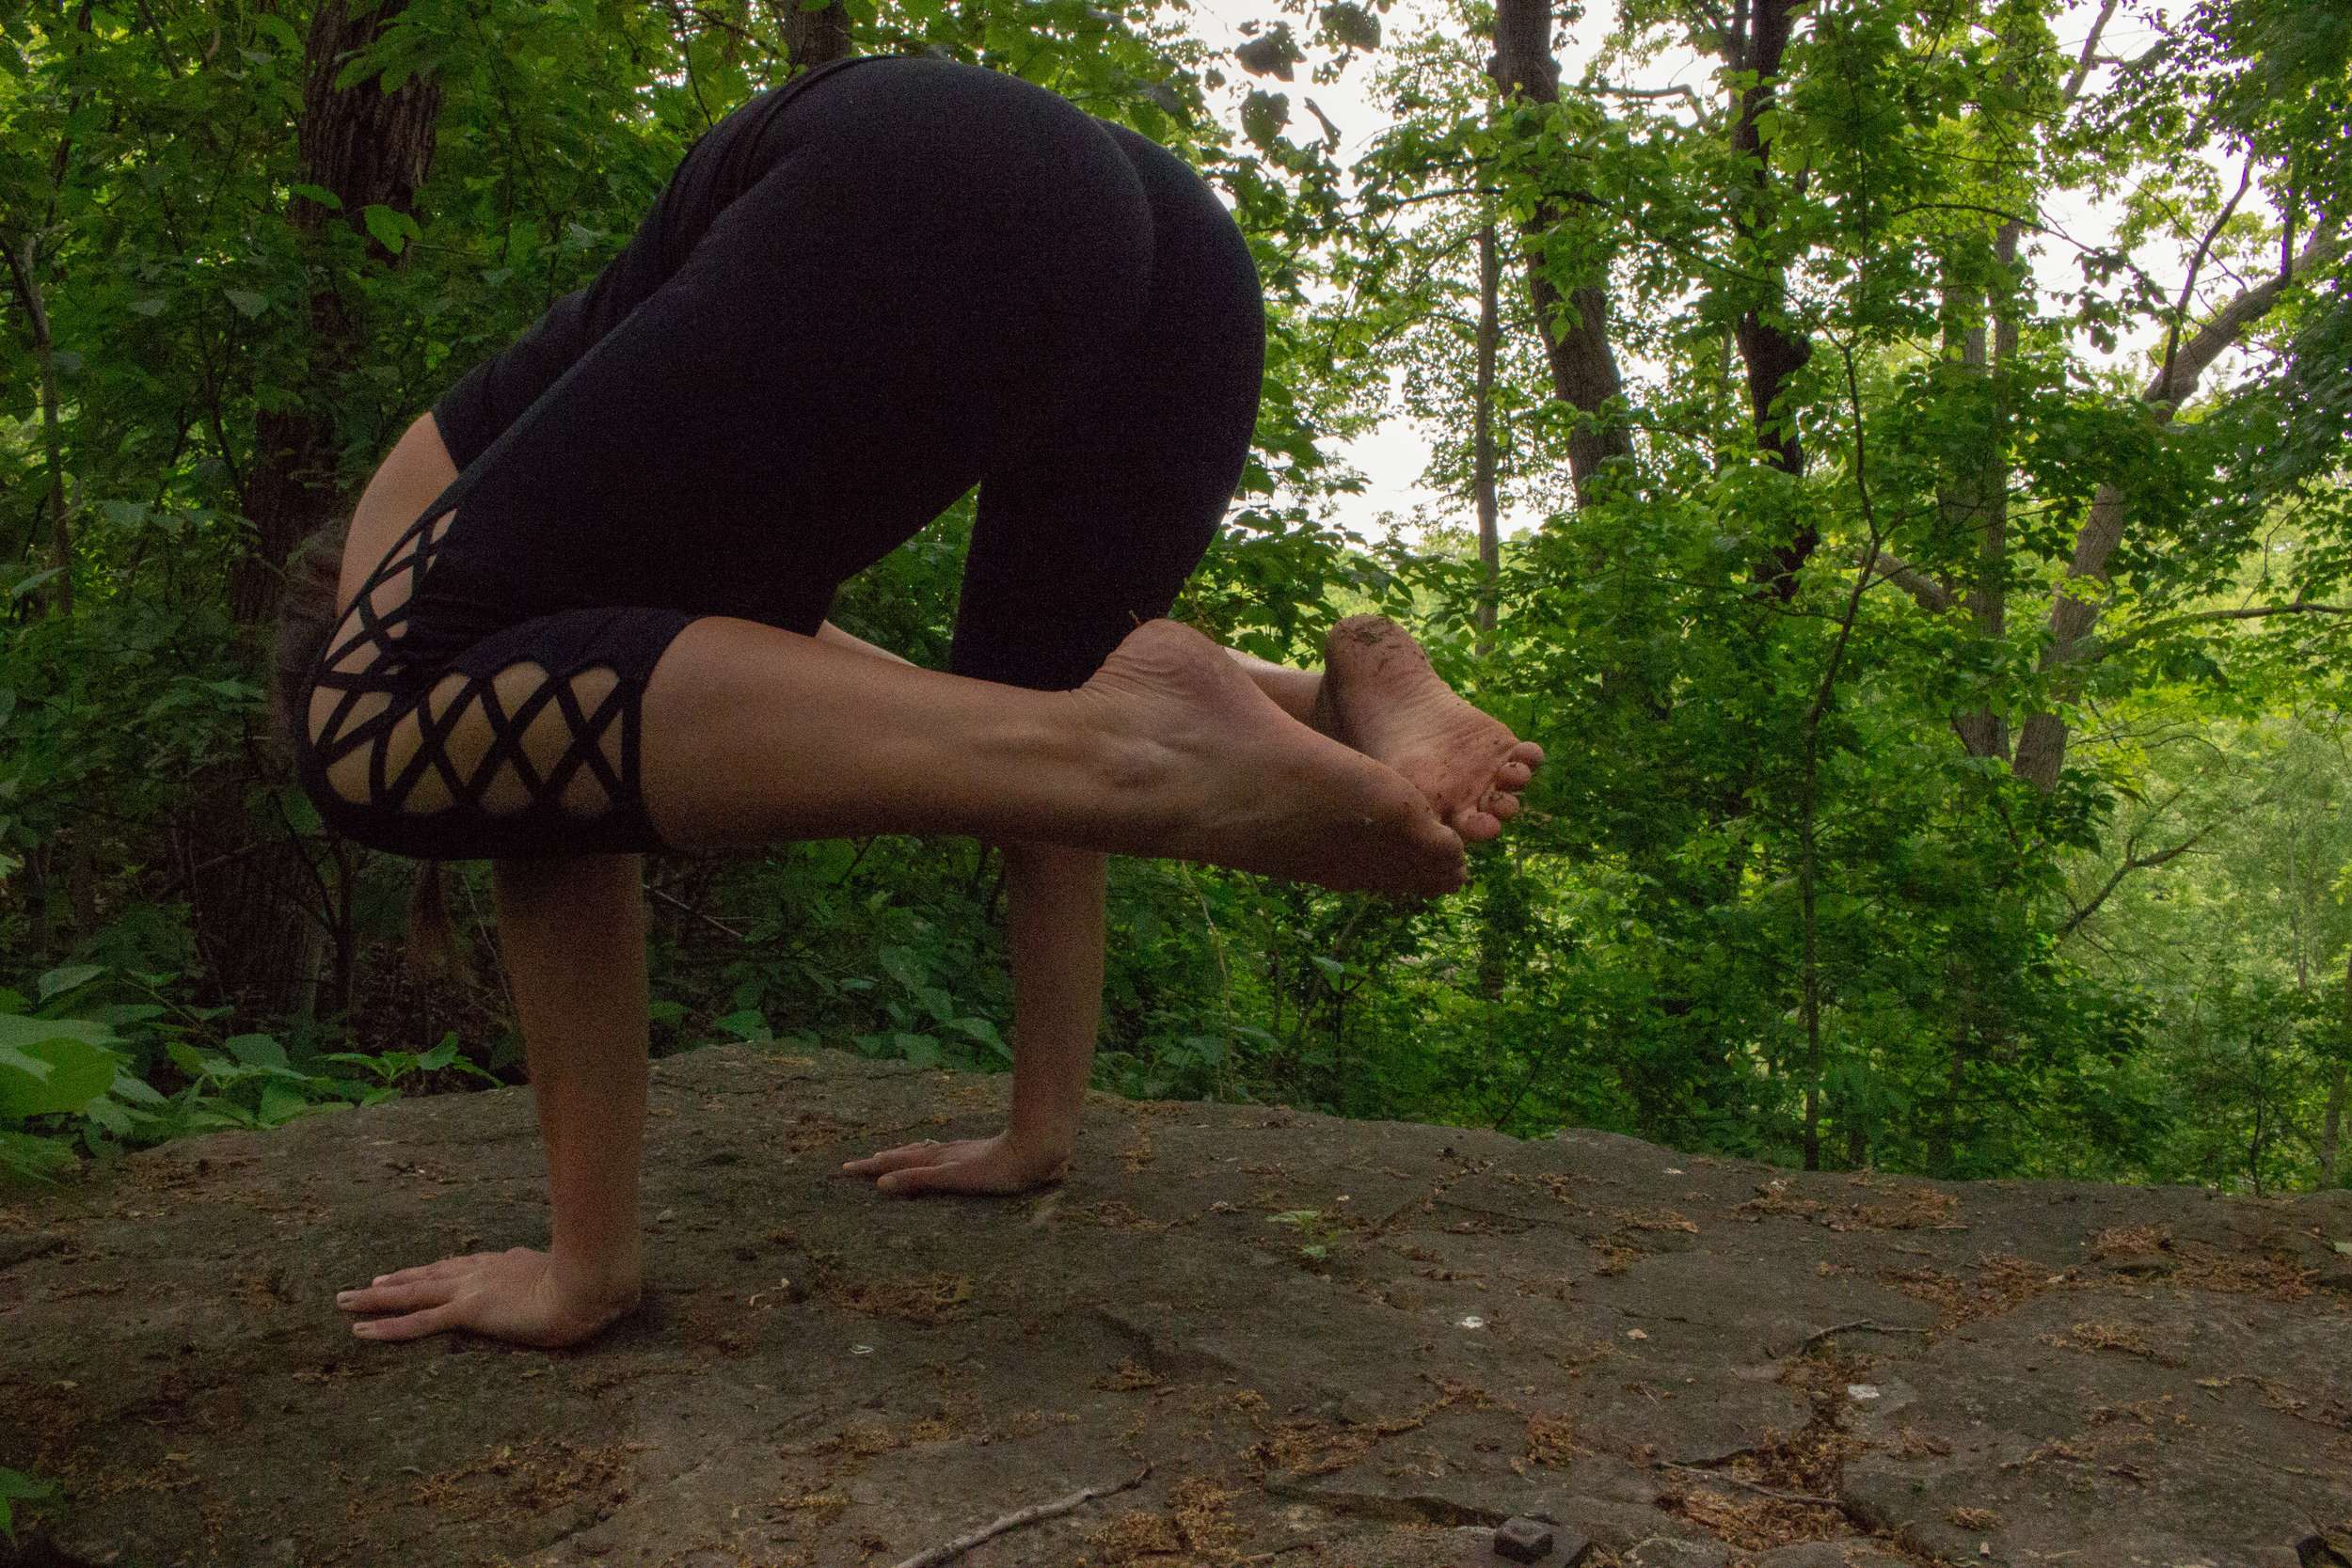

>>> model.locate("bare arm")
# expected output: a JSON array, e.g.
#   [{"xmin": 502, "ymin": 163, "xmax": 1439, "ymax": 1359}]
[
  {"xmin": 337, "ymin": 853, "xmax": 648, "ymax": 1344},
  {"xmin": 813, "ymin": 618, "xmax": 1106, "ymax": 1193},
  {"xmin": 843, "ymin": 840, "xmax": 1104, "ymax": 1194}
]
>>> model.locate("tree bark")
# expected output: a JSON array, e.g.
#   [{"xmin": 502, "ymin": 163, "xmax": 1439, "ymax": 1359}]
[
  {"xmin": 780, "ymin": 0, "xmax": 852, "ymax": 71},
  {"xmin": 5, "ymin": 235, "xmax": 72, "ymax": 615},
  {"xmin": 1490, "ymin": 0, "xmax": 1632, "ymax": 506},
  {"xmin": 2010, "ymin": 226, "xmax": 2346, "ymax": 789},
  {"xmin": 1716, "ymin": 0, "xmax": 1813, "ymax": 597},
  {"xmin": 204, "ymin": 0, "xmax": 442, "ymax": 1022},
  {"xmin": 228, "ymin": 0, "xmax": 442, "ymax": 627},
  {"xmin": 1947, "ymin": 225, "xmax": 2019, "ymax": 761},
  {"xmin": 1473, "ymin": 222, "xmax": 1502, "ymax": 637}
]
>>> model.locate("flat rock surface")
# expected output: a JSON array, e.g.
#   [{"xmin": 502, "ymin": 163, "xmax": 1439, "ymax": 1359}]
[{"xmin": 5, "ymin": 1044, "xmax": 2349, "ymax": 1568}]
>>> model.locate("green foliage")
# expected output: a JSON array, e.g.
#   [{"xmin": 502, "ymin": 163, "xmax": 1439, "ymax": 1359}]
[
  {"xmin": 0, "ymin": 1466, "xmax": 57, "ymax": 1546},
  {"xmin": 0, "ymin": 0, "xmax": 2346, "ymax": 1200},
  {"xmin": 0, "ymin": 961, "xmax": 502, "ymax": 1180}
]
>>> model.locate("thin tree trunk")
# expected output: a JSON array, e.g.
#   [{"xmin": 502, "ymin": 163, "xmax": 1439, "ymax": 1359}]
[
  {"xmin": 1948, "ymin": 224, "xmax": 2018, "ymax": 760},
  {"xmin": 1490, "ymin": 0, "xmax": 1632, "ymax": 506},
  {"xmin": 1717, "ymin": 0, "xmax": 1813, "ymax": 597},
  {"xmin": 1473, "ymin": 222, "xmax": 1502, "ymax": 638},
  {"xmin": 6, "ymin": 235, "xmax": 72, "ymax": 616}
]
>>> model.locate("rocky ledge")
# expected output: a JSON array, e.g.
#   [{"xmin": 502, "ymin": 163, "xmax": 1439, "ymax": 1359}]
[{"xmin": 4, "ymin": 1044, "xmax": 2348, "ymax": 1568}]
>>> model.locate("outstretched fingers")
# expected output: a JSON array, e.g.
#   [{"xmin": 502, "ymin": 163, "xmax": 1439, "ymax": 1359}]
[
  {"xmin": 842, "ymin": 1133, "xmax": 1066, "ymax": 1196},
  {"xmin": 839, "ymin": 1139, "xmax": 954, "ymax": 1178},
  {"xmin": 337, "ymin": 1275, "xmax": 462, "ymax": 1340}
]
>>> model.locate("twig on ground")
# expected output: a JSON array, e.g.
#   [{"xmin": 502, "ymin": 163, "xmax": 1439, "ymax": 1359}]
[
  {"xmin": 1799, "ymin": 1319, "xmax": 1932, "ymax": 1351},
  {"xmin": 1661, "ymin": 1463, "xmax": 1843, "ymax": 1509},
  {"xmin": 889, "ymin": 1464, "xmax": 1153, "ymax": 1568}
]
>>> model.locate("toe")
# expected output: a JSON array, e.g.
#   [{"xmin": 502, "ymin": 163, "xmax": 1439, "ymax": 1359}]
[
  {"xmin": 1453, "ymin": 804, "xmax": 1504, "ymax": 842},
  {"xmin": 1495, "ymin": 759, "xmax": 1534, "ymax": 790}
]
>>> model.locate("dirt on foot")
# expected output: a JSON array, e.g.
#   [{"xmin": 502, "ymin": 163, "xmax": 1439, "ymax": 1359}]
[
  {"xmin": 1085, "ymin": 619, "xmax": 1465, "ymax": 895},
  {"xmin": 1314, "ymin": 615, "xmax": 1543, "ymax": 842}
]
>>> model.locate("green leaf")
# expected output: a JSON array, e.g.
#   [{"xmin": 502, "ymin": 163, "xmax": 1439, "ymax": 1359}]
[
  {"xmin": 250, "ymin": 11, "xmax": 301, "ymax": 51},
  {"xmin": 256, "ymin": 1084, "xmax": 310, "ymax": 1125},
  {"xmin": 1241, "ymin": 89, "xmax": 1290, "ymax": 150},
  {"xmin": 1319, "ymin": 2, "xmax": 1380, "ymax": 50},
  {"xmin": 110, "ymin": 1067, "xmax": 168, "ymax": 1105},
  {"xmin": 0, "ymin": 1015, "xmax": 114, "ymax": 1053},
  {"xmin": 0, "ymin": 1131, "xmax": 76, "ymax": 1182},
  {"xmin": 37, "ymin": 964, "xmax": 102, "ymax": 1001},
  {"xmin": 718, "ymin": 1008, "xmax": 771, "ymax": 1042},
  {"xmin": 0, "ymin": 1036, "xmax": 121, "ymax": 1120},
  {"xmin": 290, "ymin": 182, "xmax": 343, "ymax": 210},
  {"xmin": 224, "ymin": 1034, "xmax": 288, "ymax": 1069},
  {"xmin": 224, "ymin": 288, "xmax": 269, "ymax": 317},
  {"xmin": 361, "ymin": 204, "xmax": 421, "ymax": 254}
]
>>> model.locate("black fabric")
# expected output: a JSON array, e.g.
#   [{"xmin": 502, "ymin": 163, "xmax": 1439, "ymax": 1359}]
[{"xmin": 296, "ymin": 56, "xmax": 1264, "ymax": 861}]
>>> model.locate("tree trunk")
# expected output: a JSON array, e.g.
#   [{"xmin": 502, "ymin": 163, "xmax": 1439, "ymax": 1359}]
[
  {"xmin": 5, "ymin": 237, "xmax": 72, "ymax": 616},
  {"xmin": 781, "ymin": 0, "xmax": 852, "ymax": 71},
  {"xmin": 1473, "ymin": 222, "xmax": 1502, "ymax": 638},
  {"xmin": 2012, "ymin": 226, "xmax": 2345, "ymax": 789},
  {"xmin": 227, "ymin": 0, "xmax": 442, "ymax": 627},
  {"xmin": 1716, "ymin": 0, "xmax": 1813, "ymax": 597},
  {"xmin": 1490, "ymin": 0, "xmax": 1632, "ymax": 506},
  {"xmin": 1947, "ymin": 224, "xmax": 2018, "ymax": 761},
  {"xmin": 202, "ymin": 0, "xmax": 441, "ymax": 1022}
]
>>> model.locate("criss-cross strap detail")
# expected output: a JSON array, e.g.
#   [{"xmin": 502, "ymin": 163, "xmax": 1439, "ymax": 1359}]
[{"xmin": 304, "ymin": 507, "xmax": 644, "ymax": 838}]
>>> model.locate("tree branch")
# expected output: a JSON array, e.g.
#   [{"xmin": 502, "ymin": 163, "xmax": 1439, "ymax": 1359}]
[
  {"xmin": 1866, "ymin": 550, "xmax": 1955, "ymax": 614},
  {"xmin": 2157, "ymin": 162, "xmax": 2254, "ymax": 406},
  {"xmin": 2090, "ymin": 601, "xmax": 2352, "ymax": 659},
  {"xmin": 2060, "ymin": 0, "xmax": 2120, "ymax": 106},
  {"xmin": 2058, "ymin": 828, "xmax": 2205, "ymax": 940}
]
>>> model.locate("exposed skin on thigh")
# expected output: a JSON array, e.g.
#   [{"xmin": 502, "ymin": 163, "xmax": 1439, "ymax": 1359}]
[{"xmin": 328, "ymin": 419, "xmax": 1540, "ymax": 1347}]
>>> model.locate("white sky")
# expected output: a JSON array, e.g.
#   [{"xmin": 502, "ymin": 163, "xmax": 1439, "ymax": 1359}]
[{"xmin": 1172, "ymin": 0, "xmax": 2209, "ymax": 541}]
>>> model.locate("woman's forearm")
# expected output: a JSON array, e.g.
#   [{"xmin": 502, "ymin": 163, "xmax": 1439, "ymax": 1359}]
[
  {"xmin": 1001, "ymin": 840, "xmax": 1105, "ymax": 1158},
  {"xmin": 493, "ymin": 854, "xmax": 650, "ymax": 1302}
]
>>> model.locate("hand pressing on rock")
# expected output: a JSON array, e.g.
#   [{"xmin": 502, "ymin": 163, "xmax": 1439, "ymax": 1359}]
[
  {"xmin": 842, "ymin": 1131, "xmax": 1068, "ymax": 1196},
  {"xmin": 336, "ymin": 1247, "xmax": 641, "ymax": 1347}
]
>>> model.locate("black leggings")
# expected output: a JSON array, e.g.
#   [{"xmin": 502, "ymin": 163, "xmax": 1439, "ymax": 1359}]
[{"xmin": 297, "ymin": 56, "xmax": 1264, "ymax": 861}]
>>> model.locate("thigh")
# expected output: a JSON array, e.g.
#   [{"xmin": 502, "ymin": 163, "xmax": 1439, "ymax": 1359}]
[
  {"xmin": 951, "ymin": 124, "xmax": 1265, "ymax": 692},
  {"xmin": 399, "ymin": 58, "xmax": 1160, "ymax": 669}
]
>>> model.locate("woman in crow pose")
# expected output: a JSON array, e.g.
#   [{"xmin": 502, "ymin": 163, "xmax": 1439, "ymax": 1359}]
[{"xmin": 284, "ymin": 55, "xmax": 1541, "ymax": 1348}]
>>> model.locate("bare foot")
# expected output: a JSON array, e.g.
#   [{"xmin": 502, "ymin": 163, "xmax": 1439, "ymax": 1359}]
[
  {"xmin": 1311, "ymin": 616, "xmax": 1544, "ymax": 842},
  {"xmin": 1076, "ymin": 621, "xmax": 1466, "ymax": 896}
]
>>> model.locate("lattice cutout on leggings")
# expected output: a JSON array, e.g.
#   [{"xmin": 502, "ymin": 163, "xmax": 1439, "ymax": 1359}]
[{"xmin": 308, "ymin": 509, "xmax": 628, "ymax": 821}]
